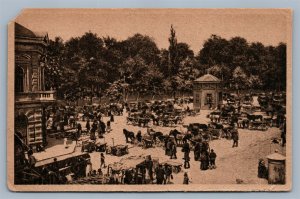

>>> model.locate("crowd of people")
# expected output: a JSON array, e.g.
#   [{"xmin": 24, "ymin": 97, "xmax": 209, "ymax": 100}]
[{"xmin": 17, "ymin": 91, "xmax": 286, "ymax": 185}]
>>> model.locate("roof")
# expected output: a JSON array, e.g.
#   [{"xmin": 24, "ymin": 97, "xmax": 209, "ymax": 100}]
[
  {"xmin": 266, "ymin": 152, "xmax": 286, "ymax": 161},
  {"xmin": 194, "ymin": 74, "xmax": 221, "ymax": 83},
  {"xmin": 15, "ymin": 22, "xmax": 48, "ymax": 42}
]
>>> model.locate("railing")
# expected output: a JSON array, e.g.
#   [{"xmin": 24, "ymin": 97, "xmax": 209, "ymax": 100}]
[{"xmin": 15, "ymin": 90, "xmax": 56, "ymax": 102}]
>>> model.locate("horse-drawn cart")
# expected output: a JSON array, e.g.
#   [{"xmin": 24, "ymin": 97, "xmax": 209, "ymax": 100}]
[
  {"xmin": 106, "ymin": 144, "xmax": 129, "ymax": 156},
  {"xmin": 161, "ymin": 161, "xmax": 182, "ymax": 174},
  {"xmin": 249, "ymin": 121, "xmax": 268, "ymax": 131}
]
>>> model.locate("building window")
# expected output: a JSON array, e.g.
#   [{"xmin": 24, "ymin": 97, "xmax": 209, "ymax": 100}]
[{"xmin": 15, "ymin": 66, "xmax": 24, "ymax": 92}]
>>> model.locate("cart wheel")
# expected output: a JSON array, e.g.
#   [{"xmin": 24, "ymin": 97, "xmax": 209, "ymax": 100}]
[
  {"xmin": 169, "ymin": 121, "xmax": 175, "ymax": 127},
  {"xmin": 158, "ymin": 121, "xmax": 164, "ymax": 126}
]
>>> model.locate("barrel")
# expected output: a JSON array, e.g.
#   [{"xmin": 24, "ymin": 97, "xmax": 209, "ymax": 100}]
[{"xmin": 266, "ymin": 152, "xmax": 286, "ymax": 184}]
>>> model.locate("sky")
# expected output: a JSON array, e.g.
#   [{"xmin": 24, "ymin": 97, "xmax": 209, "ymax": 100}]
[{"xmin": 15, "ymin": 9, "xmax": 290, "ymax": 53}]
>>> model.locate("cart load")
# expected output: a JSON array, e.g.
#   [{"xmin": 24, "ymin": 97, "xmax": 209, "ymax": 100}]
[
  {"xmin": 106, "ymin": 144, "xmax": 129, "ymax": 156},
  {"xmin": 161, "ymin": 160, "xmax": 182, "ymax": 173}
]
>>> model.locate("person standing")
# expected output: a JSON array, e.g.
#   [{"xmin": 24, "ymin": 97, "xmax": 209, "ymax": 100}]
[
  {"xmin": 209, "ymin": 149, "xmax": 217, "ymax": 169},
  {"xmin": 91, "ymin": 120, "xmax": 98, "ymax": 133},
  {"xmin": 166, "ymin": 139, "xmax": 172, "ymax": 156},
  {"xmin": 98, "ymin": 168, "xmax": 103, "ymax": 176},
  {"xmin": 76, "ymin": 123, "xmax": 82, "ymax": 140},
  {"xmin": 100, "ymin": 120, "xmax": 106, "ymax": 135},
  {"xmin": 100, "ymin": 153, "xmax": 106, "ymax": 168},
  {"xmin": 183, "ymin": 172, "xmax": 190, "ymax": 184},
  {"xmin": 200, "ymin": 152, "xmax": 209, "ymax": 170},
  {"xmin": 257, "ymin": 159, "xmax": 268, "ymax": 179},
  {"xmin": 155, "ymin": 165, "xmax": 165, "ymax": 184},
  {"xmin": 106, "ymin": 120, "xmax": 111, "ymax": 133},
  {"xmin": 147, "ymin": 156, "xmax": 154, "ymax": 182},
  {"xmin": 136, "ymin": 130, "xmax": 142, "ymax": 143},
  {"xmin": 182, "ymin": 140, "xmax": 191, "ymax": 169},
  {"xmin": 231, "ymin": 126, "xmax": 239, "ymax": 148},
  {"xmin": 164, "ymin": 164, "xmax": 173, "ymax": 184},
  {"xmin": 110, "ymin": 113, "xmax": 114, "ymax": 122},
  {"xmin": 194, "ymin": 142, "xmax": 201, "ymax": 161},
  {"xmin": 86, "ymin": 119, "xmax": 90, "ymax": 133},
  {"xmin": 170, "ymin": 141, "xmax": 177, "ymax": 159},
  {"xmin": 98, "ymin": 120, "xmax": 102, "ymax": 136}
]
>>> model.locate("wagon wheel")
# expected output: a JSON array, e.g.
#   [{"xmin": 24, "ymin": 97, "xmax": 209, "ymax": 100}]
[
  {"xmin": 148, "ymin": 120, "xmax": 153, "ymax": 127},
  {"xmin": 133, "ymin": 119, "xmax": 139, "ymax": 126},
  {"xmin": 177, "ymin": 118, "xmax": 183, "ymax": 125},
  {"xmin": 169, "ymin": 120, "xmax": 175, "ymax": 127},
  {"xmin": 158, "ymin": 121, "xmax": 164, "ymax": 126},
  {"xmin": 106, "ymin": 146, "xmax": 112, "ymax": 154},
  {"xmin": 262, "ymin": 124, "xmax": 268, "ymax": 131},
  {"xmin": 89, "ymin": 145, "xmax": 96, "ymax": 153}
]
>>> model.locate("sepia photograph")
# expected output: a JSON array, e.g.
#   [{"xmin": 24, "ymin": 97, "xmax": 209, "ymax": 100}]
[{"xmin": 7, "ymin": 9, "xmax": 292, "ymax": 192}]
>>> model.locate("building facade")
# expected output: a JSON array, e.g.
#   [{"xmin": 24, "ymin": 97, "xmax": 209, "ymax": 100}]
[
  {"xmin": 193, "ymin": 74, "xmax": 222, "ymax": 111},
  {"xmin": 14, "ymin": 23, "xmax": 56, "ymax": 148}
]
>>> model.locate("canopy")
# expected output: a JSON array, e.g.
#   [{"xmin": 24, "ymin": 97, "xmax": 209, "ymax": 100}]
[
  {"xmin": 109, "ymin": 156, "xmax": 147, "ymax": 171},
  {"xmin": 161, "ymin": 160, "xmax": 182, "ymax": 167}
]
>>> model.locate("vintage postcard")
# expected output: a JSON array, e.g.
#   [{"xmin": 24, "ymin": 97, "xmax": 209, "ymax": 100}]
[{"xmin": 7, "ymin": 9, "xmax": 292, "ymax": 192}]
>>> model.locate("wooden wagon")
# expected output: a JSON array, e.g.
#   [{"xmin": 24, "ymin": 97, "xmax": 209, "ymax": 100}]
[
  {"xmin": 106, "ymin": 145, "xmax": 129, "ymax": 156},
  {"xmin": 161, "ymin": 161, "xmax": 182, "ymax": 174},
  {"xmin": 249, "ymin": 121, "xmax": 268, "ymax": 131}
]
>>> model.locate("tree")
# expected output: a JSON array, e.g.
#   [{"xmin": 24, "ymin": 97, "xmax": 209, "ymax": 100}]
[
  {"xmin": 177, "ymin": 42, "xmax": 194, "ymax": 63},
  {"xmin": 207, "ymin": 64, "xmax": 231, "ymax": 82},
  {"xmin": 143, "ymin": 65, "xmax": 164, "ymax": 99},
  {"xmin": 122, "ymin": 33, "xmax": 160, "ymax": 66},
  {"xmin": 45, "ymin": 37, "xmax": 64, "ymax": 88},
  {"xmin": 275, "ymin": 43, "xmax": 287, "ymax": 91},
  {"xmin": 177, "ymin": 57, "xmax": 198, "ymax": 95},
  {"xmin": 247, "ymin": 75, "xmax": 263, "ymax": 90},
  {"xmin": 159, "ymin": 48, "xmax": 170, "ymax": 77},
  {"xmin": 105, "ymin": 81, "xmax": 124, "ymax": 102},
  {"xmin": 168, "ymin": 25, "xmax": 179, "ymax": 76},
  {"xmin": 232, "ymin": 66, "xmax": 248, "ymax": 93},
  {"xmin": 197, "ymin": 34, "xmax": 231, "ymax": 67}
]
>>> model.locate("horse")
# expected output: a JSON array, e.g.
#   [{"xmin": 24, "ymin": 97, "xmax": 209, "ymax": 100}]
[
  {"xmin": 150, "ymin": 131, "xmax": 164, "ymax": 144},
  {"xmin": 247, "ymin": 113, "xmax": 263, "ymax": 122},
  {"xmin": 123, "ymin": 129, "xmax": 135, "ymax": 143}
]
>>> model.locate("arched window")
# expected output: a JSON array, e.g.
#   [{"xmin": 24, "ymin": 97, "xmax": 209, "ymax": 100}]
[{"xmin": 15, "ymin": 66, "xmax": 24, "ymax": 92}]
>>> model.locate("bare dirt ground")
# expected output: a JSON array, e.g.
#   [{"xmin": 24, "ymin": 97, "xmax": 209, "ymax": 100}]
[
  {"xmin": 76, "ymin": 108, "xmax": 284, "ymax": 185},
  {"xmin": 41, "ymin": 96, "xmax": 285, "ymax": 185}
]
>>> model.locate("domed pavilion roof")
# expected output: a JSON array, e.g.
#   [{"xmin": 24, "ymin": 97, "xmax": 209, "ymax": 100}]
[{"xmin": 15, "ymin": 22, "xmax": 49, "ymax": 43}]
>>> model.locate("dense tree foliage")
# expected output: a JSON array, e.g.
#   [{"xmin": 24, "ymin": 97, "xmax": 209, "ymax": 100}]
[
  {"xmin": 44, "ymin": 26, "xmax": 286, "ymax": 102},
  {"xmin": 196, "ymin": 35, "xmax": 286, "ymax": 91}
]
